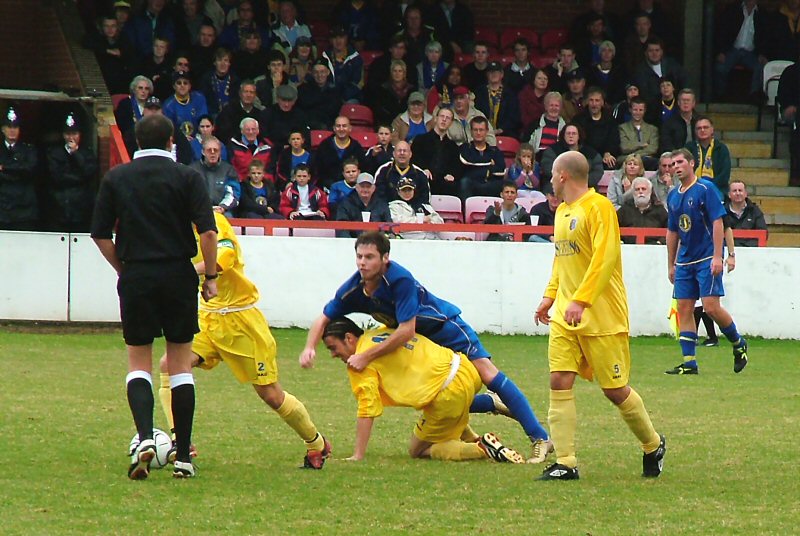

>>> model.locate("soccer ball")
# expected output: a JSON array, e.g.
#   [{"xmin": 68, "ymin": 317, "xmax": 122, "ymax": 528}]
[{"xmin": 129, "ymin": 428, "xmax": 173, "ymax": 469}]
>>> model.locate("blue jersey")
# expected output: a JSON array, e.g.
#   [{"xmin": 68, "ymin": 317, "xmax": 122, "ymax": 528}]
[
  {"xmin": 163, "ymin": 91, "xmax": 209, "ymax": 138},
  {"xmin": 666, "ymin": 178, "xmax": 726, "ymax": 265}
]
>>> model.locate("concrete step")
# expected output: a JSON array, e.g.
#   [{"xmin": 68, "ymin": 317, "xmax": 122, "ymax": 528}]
[
  {"xmin": 707, "ymin": 112, "xmax": 758, "ymax": 131},
  {"xmin": 737, "ymin": 158, "xmax": 790, "ymax": 169},
  {"xmin": 768, "ymin": 219, "xmax": 800, "ymax": 228},
  {"xmin": 726, "ymin": 140, "xmax": 772, "ymax": 158},
  {"xmin": 752, "ymin": 186, "xmax": 800, "ymax": 197},
  {"xmin": 752, "ymin": 195, "xmax": 800, "ymax": 214},
  {"xmin": 767, "ymin": 232, "xmax": 800, "ymax": 247},
  {"xmin": 721, "ymin": 130, "xmax": 789, "ymax": 143},
  {"xmin": 735, "ymin": 168, "xmax": 789, "ymax": 187},
  {"xmin": 700, "ymin": 103, "xmax": 757, "ymax": 114}
]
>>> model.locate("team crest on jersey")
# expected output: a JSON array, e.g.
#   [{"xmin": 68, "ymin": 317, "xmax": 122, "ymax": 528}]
[
  {"xmin": 679, "ymin": 214, "xmax": 691, "ymax": 231},
  {"xmin": 569, "ymin": 218, "xmax": 578, "ymax": 230},
  {"xmin": 180, "ymin": 121, "xmax": 194, "ymax": 138}
]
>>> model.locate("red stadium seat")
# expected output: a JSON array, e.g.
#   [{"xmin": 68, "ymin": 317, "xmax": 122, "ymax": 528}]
[
  {"xmin": 530, "ymin": 50, "xmax": 557, "ymax": 69},
  {"xmin": 310, "ymin": 129, "xmax": 333, "ymax": 149},
  {"xmin": 597, "ymin": 170, "xmax": 614, "ymax": 195},
  {"xmin": 352, "ymin": 130, "xmax": 379, "ymax": 148},
  {"xmin": 464, "ymin": 196, "xmax": 501, "ymax": 224},
  {"xmin": 474, "ymin": 26, "xmax": 500, "ymax": 50},
  {"xmin": 500, "ymin": 28, "xmax": 540, "ymax": 52},
  {"xmin": 430, "ymin": 194, "xmax": 463, "ymax": 223},
  {"xmin": 111, "ymin": 94, "xmax": 128, "ymax": 110},
  {"xmin": 309, "ymin": 21, "xmax": 330, "ymax": 41},
  {"xmin": 293, "ymin": 228, "xmax": 336, "ymax": 238},
  {"xmin": 359, "ymin": 50, "xmax": 384, "ymax": 68},
  {"xmin": 454, "ymin": 53, "xmax": 473, "ymax": 67},
  {"xmin": 340, "ymin": 104, "xmax": 374, "ymax": 128},
  {"xmin": 495, "ymin": 136, "xmax": 520, "ymax": 161},
  {"xmin": 498, "ymin": 55, "xmax": 514, "ymax": 68},
  {"xmin": 540, "ymin": 28, "xmax": 568, "ymax": 51},
  {"xmin": 515, "ymin": 194, "xmax": 546, "ymax": 214}
]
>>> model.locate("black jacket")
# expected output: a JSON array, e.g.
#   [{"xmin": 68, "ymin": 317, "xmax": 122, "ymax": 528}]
[
  {"xmin": 335, "ymin": 190, "xmax": 392, "ymax": 238},
  {"xmin": 473, "ymin": 84, "xmax": 522, "ymax": 139},
  {"xmin": 313, "ymin": 136, "xmax": 365, "ymax": 190},
  {"xmin": 45, "ymin": 144, "xmax": 98, "ymax": 229},
  {"xmin": 659, "ymin": 114, "xmax": 697, "ymax": 154},
  {"xmin": 727, "ymin": 198, "xmax": 768, "ymax": 247},
  {"xmin": 574, "ymin": 110, "xmax": 621, "ymax": 159},
  {"xmin": 238, "ymin": 180, "xmax": 281, "ymax": 218},
  {"xmin": 297, "ymin": 78, "xmax": 344, "ymax": 130},
  {"xmin": 411, "ymin": 129, "xmax": 461, "ymax": 196},
  {"xmin": 0, "ymin": 140, "xmax": 39, "ymax": 226}
]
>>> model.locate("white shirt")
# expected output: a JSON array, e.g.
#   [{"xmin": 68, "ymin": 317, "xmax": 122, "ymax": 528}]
[
  {"xmin": 297, "ymin": 184, "xmax": 313, "ymax": 214},
  {"xmin": 733, "ymin": 3, "xmax": 757, "ymax": 51},
  {"xmin": 650, "ymin": 63, "xmax": 663, "ymax": 77}
]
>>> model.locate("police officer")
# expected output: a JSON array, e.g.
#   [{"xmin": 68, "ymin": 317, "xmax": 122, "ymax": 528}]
[{"xmin": 0, "ymin": 107, "xmax": 39, "ymax": 231}]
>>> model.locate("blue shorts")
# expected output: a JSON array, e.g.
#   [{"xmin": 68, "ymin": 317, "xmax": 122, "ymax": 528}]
[
  {"xmin": 424, "ymin": 317, "xmax": 491, "ymax": 361},
  {"xmin": 673, "ymin": 259, "xmax": 724, "ymax": 300}
]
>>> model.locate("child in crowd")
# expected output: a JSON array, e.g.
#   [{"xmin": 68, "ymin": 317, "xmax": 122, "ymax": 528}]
[
  {"xmin": 276, "ymin": 130, "xmax": 313, "ymax": 190},
  {"xmin": 505, "ymin": 143, "xmax": 541, "ymax": 196},
  {"xmin": 238, "ymin": 160, "xmax": 282, "ymax": 219},
  {"xmin": 363, "ymin": 124, "xmax": 394, "ymax": 173},
  {"xmin": 483, "ymin": 180, "xmax": 531, "ymax": 241},
  {"xmin": 279, "ymin": 164, "xmax": 330, "ymax": 220},
  {"xmin": 328, "ymin": 157, "xmax": 360, "ymax": 212}
]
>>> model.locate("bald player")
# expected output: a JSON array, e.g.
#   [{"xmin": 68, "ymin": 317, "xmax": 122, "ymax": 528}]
[{"xmin": 534, "ymin": 151, "xmax": 666, "ymax": 481}]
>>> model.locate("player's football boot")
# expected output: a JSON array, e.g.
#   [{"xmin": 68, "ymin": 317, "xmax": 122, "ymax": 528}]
[
  {"xmin": 527, "ymin": 438, "xmax": 554, "ymax": 464},
  {"xmin": 733, "ymin": 339, "xmax": 748, "ymax": 373},
  {"xmin": 478, "ymin": 432, "xmax": 526, "ymax": 464},
  {"xmin": 173, "ymin": 460, "xmax": 196, "ymax": 478},
  {"xmin": 167, "ymin": 443, "xmax": 198, "ymax": 464},
  {"xmin": 664, "ymin": 363, "xmax": 699, "ymax": 375},
  {"xmin": 700, "ymin": 338, "xmax": 719, "ymax": 347},
  {"xmin": 128, "ymin": 438, "xmax": 156, "ymax": 480},
  {"xmin": 487, "ymin": 391, "xmax": 514, "ymax": 418},
  {"xmin": 642, "ymin": 434, "xmax": 667, "ymax": 478},
  {"xmin": 302, "ymin": 435, "xmax": 332, "ymax": 469},
  {"xmin": 537, "ymin": 462, "xmax": 580, "ymax": 481}
]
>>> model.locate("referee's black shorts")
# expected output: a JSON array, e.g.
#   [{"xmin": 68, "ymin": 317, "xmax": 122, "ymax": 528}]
[{"xmin": 117, "ymin": 260, "xmax": 199, "ymax": 346}]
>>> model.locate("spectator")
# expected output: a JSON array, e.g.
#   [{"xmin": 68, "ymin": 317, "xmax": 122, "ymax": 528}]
[
  {"xmin": 271, "ymin": 0, "xmax": 312, "ymax": 55},
  {"xmin": 726, "ymin": 180, "xmax": 768, "ymax": 247},
  {"xmin": 189, "ymin": 136, "xmax": 240, "ymax": 216},
  {"xmin": 139, "ymin": 37, "xmax": 173, "ymax": 101},
  {"xmin": 233, "ymin": 30, "xmax": 270, "ymax": 81},
  {"xmin": 369, "ymin": 60, "xmax": 415, "ymax": 127},
  {"xmin": 587, "ymin": 40, "xmax": 627, "ymax": 104},
  {"xmin": 561, "ymin": 68, "xmax": 587, "ymax": 122},
  {"xmin": 394, "ymin": 5, "xmax": 435, "ymax": 69},
  {"xmin": 124, "ymin": 0, "xmax": 176, "ymax": 60},
  {"xmin": 686, "ymin": 116, "xmax": 731, "ymax": 201},
  {"xmin": 389, "ymin": 176, "xmax": 444, "ymax": 240},
  {"xmin": 713, "ymin": 0, "xmax": 771, "ymax": 101},
  {"xmin": 778, "ymin": 59, "xmax": 800, "ymax": 185},
  {"xmin": 335, "ymin": 172, "xmax": 392, "ymax": 237},
  {"xmin": 647, "ymin": 76, "xmax": 677, "ymax": 127},
  {"xmin": 440, "ymin": 85, "xmax": 496, "ymax": 145},
  {"xmin": 115, "ymin": 76, "xmax": 153, "ymax": 135},
  {"xmin": 474, "ymin": 61, "xmax": 522, "ymax": 138},
  {"xmin": 540, "ymin": 122, "xmax": 603, "ymax": 186},
  {"xmin": 622, "ymin": 12, "xmax": 656, "ymax": 76},
  {"xmin": 773, "ymin": 0, "xmax": 800, "ymax": 60},
  {"xmin": 174, "ymin": 0, "xmax": 214, "ymax": 51},
  {"xmin": 607, "ymin": 153, "xmax": 645, "ymax": 209},
  {"xmin": 288, "ymin": 36, "xmax": 315, "ymax": 85},
  {"xmin": 363, "ymin": 125, "xmax": 395, "ymax": 174},
  {"xmin": 618, "ymin": 97, "xmax": 659, "ymax": 166},
  {"xmin": 228, "ymin": 117, "xmax": 276, "ymax": 181},
  {"xmin": 625, "ymin": 1, "xmax": 674, "ymax": 54},
  {"xmin": 575, "ymin": 13, "xmax": 611, "ymax": 68},
  {"xmin": 505, "ymin": 142, "xmax": 541, "ymax": 195},
  {"xmin": 83, "ymin": 15, "xmax": 135, "ymax": 95},
  {"xmin": 545, "ymin": 44, "xmax": 580, "ymax": 94},
  {"xmin": 218, "ymin": 0, "xmax": 271, "ymax": 52},
  {"xmin": 633, "ymin": 37, "xmax": 687, "ymax": 101},
  {"xmin": 199, "ymin": 47, "xmax": 240, "ymax": 117},
  {"xmin": 122, "ymin": 96, "xmax": 194, "ymax": 164},
  {"xmin": 377, "ymin": 0, "xmax": 407, "ymax": 49},
  {"xmin": 528, "ymin": 181, "xmax": 559, "ymax": 242},
  {"xmin": 237, "ymin": 159, "xmax": 282, "ymax": 219},
  {"xmin": 529, "ymin": 91, "xmax": 566, "ymax": 157},
  {"xmin": 188, "ymin": 23, "xmax": 218, "ymax": 80},
  {"xmin": 366, "ymin": 36, "xmax": 419, "ymax": 95},
  {"xmin": 190, "ymin": 114, "xmax": 229, "ymax": 161},
  {"xmin": 260, "ymin": 84, "xmax": 311, "ymax": 153},
  {"xmin": 163, "ymin": 71, "xmax": 209, "ymax": 140},
  {"xmin": 650, "ymin": 151, "xmax": 677, "ymax": 203},
  {"xmin": 275, "ymin": 130, "xmax": 313, "ymax": 190},
  {"xmin": 458, "ymin": 116, "xmax": 505, "ymax": 200},
  {"xmin": 660, "ymin": 88, "xmax": 698, "ymax": 153},
  {"xmin": 504, "ymin": 38, "xmax": 535, "ymax": 94},
  {"xmin": 279, "ymin": 164, "xmax": 330, "ymax": 220},
  {"xmin": 313, "ymin": 116, "xmax": 365, "ymax": 189},
  {"xmin": 328, "ymin": 157, "xmax": 361, "ymax": 213},
  {"xmin": 570, "ymin": 0, "xmax": 623, "ymax": 47},
  {"xmin": 375, "ymin": 140, "xmax": 430, "ymax": 205},
  {"xmin": 611, "ymin": 82, "xmax": 639, "ymax": 124},
  {"xmin": 322, "ymin": 25, "xmax": 365, "ymax": 103},
  {"xmin": 616, "ymin": 176, "xmax": 668, "ymax": 244},
  {"xmin": 254, "ymin": 50, "xmax": 290, "ymax": 108},
  {"xmin": 44, "ymin": 113, "xmax": 98, "ymax": 233},
  {"xmin": 333, "ymin": 0, "xmax": 381, "ymax": 52},
  {"xmin": 416, "ymin": 41, "xmax": 448, "ymax": 93},
  {"xmin": 113, "ymin": 0, "xmax": 132, "ymax": 33},
  {"xmin": 483, "ymin": 181, "xmax": 532, "ymax": 241},
  {"xmin": 0, "ymin": 107, "xmax": 39, "ymax": 231},
  {"xmin": 519, "ymin": 68, "xmax": 550, "ymax": 139},
  {"xmin": 214, "ymin": 80, "xmax": 263, "ymax": 147},
  {"xmin": 574, "ymin": 87, "xmax": 620, "ymax": 169},
  {"xmin": 412, "ymin": 107, "xmax": 461, "ymax": 196},
  {"xmin": 426, "ymin": 64, "xmax": 462, "ymax": 113},
  {"xmin": 425, "ymin": 0, "xmax": 474, "ymax": 61},
  {"xmin": 391, "ymin": 91, "xmax": 432, "ymax": 144},
  {"xmin": 297, "ymin": 59, "xmax": 343, "ymax": 130},
  {"xmin": 462, "ymin": 41, "xmax": 490, "ymax": 91}
]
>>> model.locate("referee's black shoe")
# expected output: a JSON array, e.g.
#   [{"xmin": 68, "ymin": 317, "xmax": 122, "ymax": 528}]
[
  {"xmin": 733, "ymin": 339, "xmax": 748, "ymax": 373},
  {"xmin": 642, "ymin": 434, "xmax": 667, "ymax": 478},
  {"xmin": 537, "ymin": 462, "xmax": 579, "ymax": 481}
]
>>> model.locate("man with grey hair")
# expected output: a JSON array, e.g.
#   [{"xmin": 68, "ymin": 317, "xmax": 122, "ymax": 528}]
[
  {"xmin": 228, "ymin": 117, "xmax": 275, "ymax": 181},
  {"xmin": 616, "ymin": 176, "xmax": 667, "ymax": 244},
  {"xmin": 190, "ymin": 137, "xmax": 240, "ymax": 217},
  {"xmin": 214, "ymin": 80, "xmax": 263, "ymax": 148},
  {"xmin": 115, "ymin": 75, "xmax": 154, "ymax": 135}
]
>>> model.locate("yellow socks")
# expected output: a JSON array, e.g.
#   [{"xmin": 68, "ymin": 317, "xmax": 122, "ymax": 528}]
[
  {"xmin": 460, "ymin": 424, "xmax": 479, "ymax": 443},
  {"xmin": 548, "ymin": 389, "xmax": 577, "ymax": 468},
  {"xmin": 617, "ymin": 388, "xmax": 661, "ymax": 453},
  {"xmin": 430, "ymin": 440, "xmax": 487, "ymax": 461},
  {"xmin": 275, "ymin": 392, "xmax": 324, "ymax": 451},
  {"xmin": 158, "ymin": 372, "xmax": 175, "ymax": 434}
]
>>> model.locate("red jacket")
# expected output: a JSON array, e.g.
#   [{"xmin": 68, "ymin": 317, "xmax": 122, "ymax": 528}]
[
  {"xmin": 279, "ymin": 181, "xmax": 330, "ymax": 219},
  {"xmin": 228, "ymin": 137, "xmax": 275, "ymax": 182}
]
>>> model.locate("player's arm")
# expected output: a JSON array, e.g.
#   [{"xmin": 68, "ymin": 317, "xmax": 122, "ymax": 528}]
[
  {"xmin": 724, "ymin": 225, "xmax": 736, "ymax": 272},
  {"xmin": 198, "ymin": 229, "xmax": 218, "ymax": 301},
  {"xmin": 711, "ymin": 217, "xmax": 724, "ymax": 276},
  {"xmin": 347, "ymin": 417, "xmax": 374, "ymax": 461},
  {"xmin": 300, "ymin": 313, "xmax": 331, "ymax": 368},
  {"xmin": 666, "ymin": 230, "xmax": 679, "ymax": 283},
  {"xmin": 347, "ymin": 317, "xmax": 415, "ymax": 371},
  {"xmin": 93, "ymin": 238, "xmax": 123, "ymax": 275}
]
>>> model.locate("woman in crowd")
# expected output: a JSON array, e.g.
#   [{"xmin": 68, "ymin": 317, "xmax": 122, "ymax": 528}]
[{"xmin": 540, "ymin": 122, "xmax": 603, "ymax": 186}]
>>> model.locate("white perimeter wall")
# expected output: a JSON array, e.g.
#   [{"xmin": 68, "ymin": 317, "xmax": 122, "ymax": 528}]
[{"xmin": 1, "ymin": 231, "xmax": 798, "ymax": 339}]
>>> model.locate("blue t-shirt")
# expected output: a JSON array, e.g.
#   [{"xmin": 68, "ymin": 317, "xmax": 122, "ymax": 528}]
[
  {"xmin": 322, "ymin": 261, "xmax": 462, "ymax": 334},
  {"xmin": 328, "ymin": 180, "xmax": 356, "ymax": 208},
  {"xmin": 667, "ymin": 178, "xmax": 727, "ymax": 265},
  {"xmin": 291, "ymin": 150, "xmax": 311, "ymax": 169}
]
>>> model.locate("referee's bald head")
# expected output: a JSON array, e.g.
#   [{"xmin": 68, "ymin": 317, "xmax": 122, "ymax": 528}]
[
  {"xmin": 553, "ymin": 151, "xmax": 589, "ymax": 185},
  {"xmin": 135, "ymin": 114, "xmax": 174, "ymax": 151}
]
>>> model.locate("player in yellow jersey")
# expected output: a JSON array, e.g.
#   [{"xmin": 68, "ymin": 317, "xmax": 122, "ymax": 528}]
[
  {"xmin": 322, "ymin": 317, "xmax": 526, "ymax": 463},
  {"xmin": 534, "ymin": 151, "xmax": 666, "ymax": 480},
  {"xmin": 158, "ymin": 212, "xmax": 331, "ymax": 470}
]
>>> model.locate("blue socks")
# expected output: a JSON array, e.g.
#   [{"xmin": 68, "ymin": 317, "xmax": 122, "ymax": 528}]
[
  {"xmin": 487, "ymin": 371, "xmax": 549, "ymax": 440},
  {"xmin": 679, "ymin": 331, "xmax": 698, "ymax": 369},
  {"xmin": 469, "ymin": 393, "xmax": 496, "ymax": 413},
  {"xmin": 720, "ymin": 322, "xmax": 744, "ymax": 347}
]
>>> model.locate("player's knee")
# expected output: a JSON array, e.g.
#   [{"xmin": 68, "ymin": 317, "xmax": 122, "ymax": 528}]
[{"xmin": 255, "ymin": 383, "xmax": 284, "ymax": 409}]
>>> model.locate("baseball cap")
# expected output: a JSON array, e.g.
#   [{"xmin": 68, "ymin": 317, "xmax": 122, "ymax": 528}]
[
  {"xmin": 486, "ymin": 61, "xmax": 503, "ymax": 72},
  {"xmin": 2, "ymin": 106, "xmax": 20, "ymax": 127},
  {"xmin": 144, "ymin": 96, "xmax": 162, "ymax": 109},
  {"xmin": 276, "ymin": 84, "xmax": 298, "ymax": 101},
  {"xmin": 356, "ymin": 172, "xmax": 375, "ymax": 185},
  {"xmin": 408, "ymin": 91, "xmax": 425, "ymax": 104},
  {"xmin": 113, "ymin": 0, "xmax": 131, "ymax": 9},
  {"xmin": 397, "ymin": 177, "xmax": 416, "ymax": 190},
  {"xmin": 452, "ymin": 85, "xmax": 469, "ymax": 97},
  {"xmin": 172, "ymin": 70, "xmax": 191, "ymax": 84}
]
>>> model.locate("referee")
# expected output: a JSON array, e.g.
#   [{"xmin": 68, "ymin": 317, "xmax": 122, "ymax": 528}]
[{"xmin": 91, "ymin": 114, "xmax": 218, "ymax": 480}]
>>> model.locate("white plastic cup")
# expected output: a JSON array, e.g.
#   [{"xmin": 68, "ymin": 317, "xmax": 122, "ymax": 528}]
[
  {"xmin": 361, "ymin": 211, "xmax": 371, "ymax": 222},
  {"xmin": 416, "ymin": 213, "xmax": 425, "ymax": 223}
]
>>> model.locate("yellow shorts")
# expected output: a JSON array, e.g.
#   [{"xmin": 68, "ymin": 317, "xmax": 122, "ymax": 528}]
[
  {"xmin": 548, "ymin": 321, "xmax": 630, "ymax": 389},
  {"xmin": 413, "ymin": 355, "xmax": 481, "ymax": 443},
  {"xmin": 192, "ymin": 307, "xmax": 278, "ymax": 386}
]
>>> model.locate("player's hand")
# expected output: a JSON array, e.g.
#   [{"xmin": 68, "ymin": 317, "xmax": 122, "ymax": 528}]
[
  {"xmin": 564, "ymin": 301, "xmax": 585, "ymax": 327},
  {"xmin": 726, "ymin": 255, "xmax": 736, "ymax": 273},
  {"xmin": 201, "ymin": 279, "xmax": 217, "ymax": 301},
  {"xmin": 493, "ymin": 200, "xmax": 501, "ymax": 215},
  {"xmin": 347, "ymin": 353, "xmax": 369, "ymax": 371},
  {"xmin": 534, "ymin": 297, "xmax": 554, "ymax": 326},
  {"xmin": 668, "ymin": 265, "xmax": 676, "ymax": 284},
  {"xmin": 299, "ymin": 347, "xmax": 316, "ymax": 368},
  {"xmin": 711, "ymin": 257, "xmax": 723, "ymax": 276}
]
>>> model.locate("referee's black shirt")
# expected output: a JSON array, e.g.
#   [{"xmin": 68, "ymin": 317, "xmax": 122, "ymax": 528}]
[{"xmin": 91, "ymin": 149, "xmax": 216, "ymax": 262}]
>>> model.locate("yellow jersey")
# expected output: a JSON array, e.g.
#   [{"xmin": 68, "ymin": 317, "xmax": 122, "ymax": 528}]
[
  {"xmin": 193, "ymin": 212, "xmax": 259, "ymax": 310},
  {"xmin": 544, "ymin": 189, "xmax": 629, "ymax": 335},
  {"xmin": 347, "ymin": 328, "xmax": 477, "ymax": 418}
]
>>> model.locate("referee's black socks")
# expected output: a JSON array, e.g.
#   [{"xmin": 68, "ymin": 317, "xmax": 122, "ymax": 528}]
[
  {"xmin": 126, "ymin": 371, "xmax": 154, "ymax": 442},
  {"xmin": 170, "ymin": 373, "xmax": 196, "ymax": 463}
]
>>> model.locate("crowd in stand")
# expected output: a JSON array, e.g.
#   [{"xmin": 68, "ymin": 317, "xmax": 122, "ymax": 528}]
[{"xmin": 5, "ymin": 0, "xmax": 786, "ymax": 241}]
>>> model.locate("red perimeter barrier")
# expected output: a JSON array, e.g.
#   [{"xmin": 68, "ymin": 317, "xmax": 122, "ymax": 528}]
[{"xmin": 109, "ymin": 124, "xmax": 130, "ymax": 168}]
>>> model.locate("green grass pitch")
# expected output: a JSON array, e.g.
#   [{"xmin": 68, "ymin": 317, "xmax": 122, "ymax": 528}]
[{"xmin": 1, "ymin": 327, "xmax": 797, "ymax": 535}]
